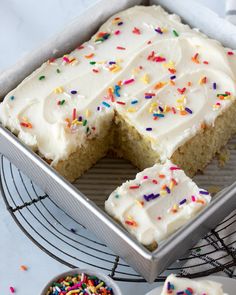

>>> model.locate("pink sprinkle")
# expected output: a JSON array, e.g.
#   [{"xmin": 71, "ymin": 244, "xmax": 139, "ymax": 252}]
[
  {"xmin": 152, "ymin": 179, "xmax": 158, "ymax": 184},
  {"xmin": 216, "ymin": 102, "xmax": 221, "ymax": 106},
  {"xmin": 63, "ymin": 56, "xmax": 70, "ymax": 63},
  {"xmin": 123, "ymin": 78, "xmax": 135, "ymax": 85},
  {"xmin": 170, "ymin": 166, "xmax": 180, "ymax": 171},
  {"xmin": 143, "ymin": 176, "xmax": 148, "ymax": 179},
  {"xmin": 228, "ymin": 51, "xmax": 234, "ymax": 56},
  {"xmin": 114, "ymin": 30, "xmax": 120, "ymax": 35},
  {"xmin": 192, "ymin": 195, "xmax": 196, "ymax": 202},
  {"xmin": 116, "ymin": 46, "xmax": 126, "ymax": 50},
  {"xmin": 10, "ymin": 287, "xmax": 15, "ymax": 293},
  {"xmin": 172, "ymin": 107, "xmax": 176, "ymax": 114}
]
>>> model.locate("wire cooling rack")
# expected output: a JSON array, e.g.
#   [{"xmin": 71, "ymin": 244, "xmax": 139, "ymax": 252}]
[{"xmin": 1, "ymin": 154, "xmax": 236, "ymax": 282}]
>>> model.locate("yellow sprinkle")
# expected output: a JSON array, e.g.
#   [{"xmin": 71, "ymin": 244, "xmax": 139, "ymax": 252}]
[
  {"xmin": 66, "ymin": 290, "xmax": 82, "ymax": 295},
  {"xmin": 160, "ymin": 190, "xmax": 167, "ymax": 196},
  {"xmin": 86, "ymin": 109, "xmax": 91, "ymax": 118},
  {"xmin": 140, "ymin": 73, "xmax": 150, "ymax": 84},
  {"xmin": 96, "ymin": 282, "xmax": 104, "ymax": 289},
  {"xmin": 127, "ymin": 107, "xmax": 136, "ymax": 113},
  {"xmin": 164, "ymin": 60, "xmax": 175, "ymax": 68},
  {"xmin": 111, "ymin": 65, "xmax": 121, "ymax": 72},
  {"xmin": 54, "ymin": 87, "xmax": 64, "ymax": 94}
]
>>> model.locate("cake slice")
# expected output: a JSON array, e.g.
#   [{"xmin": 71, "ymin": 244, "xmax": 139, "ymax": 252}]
[
  {"xmin": 105, "ymin": 161, "xmax": 211, "ymax": 249},
  {"xmin": 159, "ymin": 274, "xmax": 227, "ymax": 295}
]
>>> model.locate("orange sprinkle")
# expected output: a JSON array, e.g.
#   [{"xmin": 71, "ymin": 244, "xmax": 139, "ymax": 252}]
[
  {"xmin": 187, "ymin": 81, "xmax": 192, "ymax": 87},
  {"xmin": 65, "ymin": 118, "xmax": 71, "ymax": 128},
  {"xmin": 154, "ymin": 81, "xmax": 166, "ymax": 89},
  {"xmin": 197, "ymin": 199, "xmax": 206, "ymax": 205},
  {"xmin": 180, "ymin": 110, "xmax": 187, "ymax": 116},
  {"xmin": 168, "ymin": 68, "xmax": 176, "ymax": 74},
  {"xmin": 169, "ymin": 80, "xmax": 175, "ymax": 86},
  {"xmin": 159, "ymin": 174, "xmax": 166, "ymax": 179},
  {"xmin": 84, "ymin": 53, "xmax": 94, "ymax": 59},
  {"xmin": 191, "ymin": 53, "xmax": 200, "ymax": 64},
  {"xmin": 20, "ymin": 265, "xmax": 28, "ymax": 271}
]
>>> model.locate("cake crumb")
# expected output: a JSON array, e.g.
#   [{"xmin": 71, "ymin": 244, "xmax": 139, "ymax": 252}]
[{"xmin": 216, "ymin": 148, "xmax": 230, "ymax": 167}]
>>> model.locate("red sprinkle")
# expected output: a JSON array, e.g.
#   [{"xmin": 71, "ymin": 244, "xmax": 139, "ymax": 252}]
[
  {"xmin": 92, "ymin": 69, "xmax": 99, "ymax": 73},
  {"xmin": 177, "ymin": 87, "xmax": 186, "ymax": 94},
  {"xmin": 72, "ymin": 108, "xmax": 76, "ymax": 120},
  {"xmin": 170, "ymin": 166, "xmax": 180, "ymax": 171},
  {"xmin": 152, "ymin": 179, "xmax": 158, "ymax": 184},
  {"xmin": 10, "ymin": 287, "xmax": 15, "ymax": 293},
  {"xmin": 132, "ymin": 27, "xmax": 141, "ymax": 35},
  {"xmin": 116, "ymin": 46, "xmax": 126, "ymax": 50},
  {"xmin": 114, "ymin": 30, "xmax": 120, "ymax": 35},
  {"xmin": 116, "ymin": 101, "xmax": 126, "ymax": 105},
  {"xmin": 203, "ymin": 61, "xmax": 209, "ymax": 64},
  {"xmin": 129, "ymin": 185, "xmax": 140, "ymax": 189},
  {"xmin": 228, "ymin": 51, "xmax": 234, "ymax": 55}
]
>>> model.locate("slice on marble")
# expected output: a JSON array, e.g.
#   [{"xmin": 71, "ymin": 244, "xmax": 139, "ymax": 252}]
[
  {"xmin": 159, "ymin": 274, "xmax": 227, "ymax": 295},
  {"xmin": 105, "ymin": 160, "xmax": 211, "ymax": 250}
]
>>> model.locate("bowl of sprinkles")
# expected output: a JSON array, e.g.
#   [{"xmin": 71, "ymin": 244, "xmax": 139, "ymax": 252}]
[{"xmin": 40, "ymin": 268, "xmax": 122, "ymax": 295}]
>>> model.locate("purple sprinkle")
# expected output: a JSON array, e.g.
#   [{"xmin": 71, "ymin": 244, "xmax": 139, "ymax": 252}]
[
  {"xmin": 167, "ymin": 282, "xmax": 171, "ymax": 290},
  {"xmin": 166, "ymin": 186, "xmax": 171, "ymax": 194},
  {"xmin": 78, "ymin": 116, "xmax": 83, "ymax": 121},
  {"xmin": 179, "ymin": 198, "xmax": 187, "ymax": 205},
  {"xmin": 145, "ymin": 95, "xmax": 152, "ymax": 99},
  {"xmin": 213, "ymin": 82, "xmax": 217, "ymax": 90},
  {"xmin": 146, "ymin": 127, "xmax": 152, "ymax": 131},
  {"xmin": 185, "ymin": 107, "xmax": 193, "ymax": 114},
  {"xmin": 143, "ymin": 193, "xmax": 159, "ymax": 202},
  {"xmin": 71, "ymin": 90, "xmax": 77, "ymax": 94},
  {"xmin": 97, "ymin": 106, "xmax": 100, "ymax": 111},
  {"xmin": 109, "ymin": 61, "xmax": 116, "ymax": 65},
  {"xmin": 170, "ymin": 75, "xmax": 176, "ymax": 80},
  {"xmin": 118, "ymin": 22, "xmax": 123, "ymax": 26},
  {"xmin": 159, "ymin": 106, "xmax": 164, "ymax": 112},
  {"xmin": 155, "ymin": 28, "xmax": 163, "ymax": 34},
  {"xmin": 199, "ymin": 190, "xmax": 209, "ymax": 195},
  {"xmin": 177, "ymin": 292, "xmax": 184, "ymax": 295}
]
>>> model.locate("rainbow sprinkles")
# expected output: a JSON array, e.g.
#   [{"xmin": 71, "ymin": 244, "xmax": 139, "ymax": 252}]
[{"xmin": 0, "ymin": 5, "xmax": 236, "ymax": 248}]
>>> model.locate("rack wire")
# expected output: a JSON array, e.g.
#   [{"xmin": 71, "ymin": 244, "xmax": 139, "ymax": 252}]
[{"xmin": 1, "ymin": 154, "xmax": 236, "ymax": 282}]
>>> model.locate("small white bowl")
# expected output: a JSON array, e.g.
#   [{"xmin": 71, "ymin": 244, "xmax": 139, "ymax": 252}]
[{"xmin": 40, "ymin": 268, "xmax": 123, "ymax": 295}]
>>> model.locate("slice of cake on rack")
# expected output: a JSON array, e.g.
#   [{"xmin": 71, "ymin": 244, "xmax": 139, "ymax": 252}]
[
  {"xmin": 159, "ymin": 274, "xmax": 227, "ymax": 295},
  {"xmin": 105, "ymin": 160, "xmax": 211, "ymax": 250}
]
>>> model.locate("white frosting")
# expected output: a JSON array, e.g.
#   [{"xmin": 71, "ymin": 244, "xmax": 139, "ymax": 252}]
[
  {"xmin": 105, "ymin": 160, "xmax": 211, "ymax": 246},
  {"xmin": 1, "ymin": 6, "xmax": 236, "ymax": 163},
  {"xmin": 160, "ymin": 274, "xmax": 227, "ymax": 295}
]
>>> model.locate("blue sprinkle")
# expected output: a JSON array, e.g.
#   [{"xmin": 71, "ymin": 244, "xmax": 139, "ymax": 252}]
[
  {"xmin": 114, "ymin": 85, "xmax": 121, "ymax": 97},
  {"xmin": 102, "ymin": 101, "xmax": 111, "ymax": 108},
  {"xmin": 10, "ymin": 95, "xmax": 15, "ymax": 100},
  {"xmin": 153, "ymin": 113, "xmax": 165, "ymax": 118},
  {"xmin": 131, "ymin": 100, "xmax": 138, "ymax": 105},
  {"xmin": 170, "ymin": 75, "xmax": 176, "ymax": 80},
  {"xmin": 146, "ymin": 127, "xmax": 152, "ymax": 131},
  {"xmin": 199, "ymin": 190, "xmax": 209, "ymax": 195},
  {"xmin": 185, "ymin": 107, "xmax": 193, "ymax": 114},
  {"xmin": 179, "ymin": 198, "xmax": 187, "ymax": 205}
]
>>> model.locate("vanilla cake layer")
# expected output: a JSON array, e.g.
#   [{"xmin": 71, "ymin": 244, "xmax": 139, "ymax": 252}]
[
  {"xmin": 105, "ymin": 161, "xmax": 211, "ymax": 248},
  {"xmin": 160, "ymin": 274, "xmax": 227, "ymax": 295},
  {"xmin": 1, "ymin": 5, "xmax": 236, "ymax": 180}
]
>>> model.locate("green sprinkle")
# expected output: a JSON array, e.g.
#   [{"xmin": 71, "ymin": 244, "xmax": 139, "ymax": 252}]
[
  {"xmin": 56, "ymin": 68, "xmax": 61, "ymax": 73},
  {"xmin": 90, "ymin": 61, "xmax": 96, "ymax": 65},
  {"xmin": 10, "ymin": 95, "xmax": 15, "ymax": 100},
  {"xmin": 173, "ymin": 30, "xmax": 179, "ymax": 37},
  {"xmin": 83, "ymin": 119, "xmax": 87, "ymax": 126},
  {"xmin": 86, "ymin": 127, "xmax": 90, "ymax": 133},
  {"xmin": 60, "ymin": 100, "xmax": 65, "ymax": 105},
  {"xmin": 88, "ymin": 276, "xmax": 97, "ymax": 280},
  {"xmin": 39, "ymin": 75, "xmax": 45, "ymax": 80},
  {"xmin": 115, "ymin": 194, "xmax": 119, "ymax": 198}
]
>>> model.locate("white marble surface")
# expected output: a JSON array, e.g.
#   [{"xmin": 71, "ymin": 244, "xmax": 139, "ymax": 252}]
[{"xmin": 0, "ymin": 1, "xmax": 227, "ymax": 295}]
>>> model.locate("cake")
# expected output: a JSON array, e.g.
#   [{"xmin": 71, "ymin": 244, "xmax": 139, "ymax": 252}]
[
  {"xmin": 159, "ymin": 274, "xmax": 227, "ymax": 295},
  {"xmin": 105, "ymin": 160, "xmax": 211, "ymax": 249},
  {"xmin": 0, "ymin": 5, "xmax": 234, "ymax": 248},
  {"xmin": 1, "ymin": 6, "xmax": 236, "ymax": 182}
]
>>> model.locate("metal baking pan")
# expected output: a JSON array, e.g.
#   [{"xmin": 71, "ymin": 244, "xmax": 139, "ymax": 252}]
[{"xmin": 1, "ymin": 0, "xmax": 236, "ymax": 282}]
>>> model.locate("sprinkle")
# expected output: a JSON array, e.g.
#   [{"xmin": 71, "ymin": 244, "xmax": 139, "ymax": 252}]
[
  {"xmin": 118, "ymin": 22, "xmax": 123, "ymax": 26},
  {"xmin": 116, "ymin": 46, "xmax": 126, "ymax": 50},
  {"xmin": 71, "ymin": 112, "xmax": 77, "ymax": 124},
  {"xmin": 131, "ymin": 100, "xmax": 138, "ymax": 105},
  {"xmin": 57, "ymin": 99, "xmax": 65, "ymax": 105},
  {"xmin": 140, "ymin": 73, "xmax": 150, "ymax": 84},
  {"xmin": 129, "ymin": 185, "xmax": 140, "ymax": 189},
  {"xmin": 168, "ymin": 68, "xmax": 176, "ymax": 74},
  {"xmin": 165, "ymin": 186, "xmax": 171, "ymax": 194},
  {"xmin": 153, "ymin": 113, "xmax": 164, "ymax": 118},
  {"xmin": 185, "ymin": 107, "xmax": 193, "ymax": 114},
  {"xmin": 199, "ymin": 76, "xmax": 207, "ymax": 84},
  {"xmin": 177, "ymin": 87, "xmax": 186, "ymax": 94},
  {"xmin": 172, "ymin": 29, "xmax": 179, "ymax": 37},
  {"xmin": 152, "ymin": 179, "xmax": 158, "ymax": 184},
  {"xmin": 123, "ymin": 78, "xmax": 135, "ymax": 85},
  {"xmin": 143, "ymin": 193, "xmax": 160, "ymax": 202},
  {"xmin": 38, "ymin": 75, "xmax": 45, "ymax": 80},
  {"xmin": 125, "ymin": 220, "xmax": 138, "ymax": 226},
  {"xmin": 102, "ymin": 101, "xmax": 111, "ymax": 108},
  {"xmin": 92, "ymin": 69, "xmax": 99, "ymax": 73},
  {"xmin": 154, "ymin": 81, "xmax": 166, "ymax": 89},
  {"xmin": 199, "ymin": 190, "xmax": 209, "ymax": 195},
  {"xmin": 192, "ymin": 195, "xmax": 196, "ymax": 202},
  {"xmin": 147, "ymin": 51, "xmax": 166, "ymax": 62},
  {"xmin": 56, "ymin": 68, "xmax": 61, "ymax": 73},
  {"xmin": 20, "ymin": 265, "xmax": 28, "ymax": 271},
  {"xmin": 114, "ymin": 30, "xmax": 120, "ymax": 35},
  {"xmin": 95, "ymin": 32, "xmax": 110, "ymax": 43},
  {"xmin": 10, "ymin": 96, "xmax": 15, "ymax": 100},
  {"xmin": 116, "ymin": 101, "xmax": 126, "ymax": 105},
  {"xmin": 213, "ymin": 82, "xmax": 217, "ymax": 90},
  {"xmin": 203, "ymin": 60, "xmax": 209, "ymax": 64},
  {"xmin": 83, "ymin": 119, "xmax": 87, "ymax": 126},
  {"xmin": 132, "ymin": 27, "xmax": 141, "ymax": 34},
  {"xmin": 170, "ymin": 75, "xmax": 176, "ymax": 80},
  {"xmin": 159, "ymin": 174, "xmax": 165, "ymax": 179},
  {"xmin": 191, "ymin": 53, "xmax": 200, "ymax": 64},
  {"xmin": 54, "ymin": 87, "xmax": 64, "ymax": 94},
  {"xmin": 10, "ymin": 287, "xmax": 15, "ymax": 293},
  {"xmin": 146, "ymin": 127, "xmax": 152, "ymax": 131},
  {"xmin": 115, "ymin": 194, "xmax": 119, "ymax": 199},
  {"xmin": 71, "ymin": 90, "xmax": 77, "ymax": 94},
  {"xmin": 155, "ymin": 27, "xmax": 163, "ymax": 34},
  {"xmin": 114, "ymin": 85, "xmax": 121, "ymax": 97},
  {"xmin": 84, "ymin": 53, "xmax": 94, "ymax": 59},
  {"xmin": 179, "ymin": 198, "xmax": 187, "ymax": 205},
  {"xmin": 20, "ymin": 122, "xmax": 32, "ymax": 128},
  {"xmin": 228, "ymin": 51, "xmax": 234, "ymax": 55}
]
